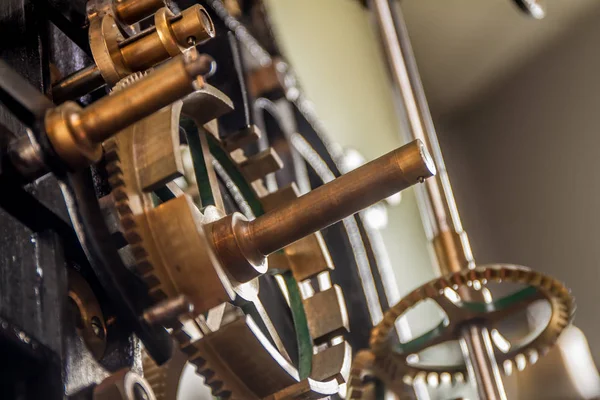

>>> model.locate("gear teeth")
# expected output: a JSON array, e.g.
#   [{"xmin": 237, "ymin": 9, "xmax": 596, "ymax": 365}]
[
  {"xmin": 112, "ymin": 188, "xmax": 129, "ymax": 202},
  {"xmin": 102, "ymin": 87, "xmax": 260, "ymax": 400},
  {"xmin": 148, "ymin": 287, "xmax": 168, "ymax": 301},
  {"xmin": 526, "ymin": 348, "xmax": 539, "ymax": 365},
  {"xmin": 112, "ymin": 71, "xmax": 149, "ymax": 93},
  {"xmin": 371, "ymin": 265, "xmax": 575, "ymax": 388},
  {"xmin": 503, "ymin": 359, "xmax": 514, "ymax": 376},
  {"xmin": 142, "ymin": 351, "xmax": 169, "ymax": 400}
]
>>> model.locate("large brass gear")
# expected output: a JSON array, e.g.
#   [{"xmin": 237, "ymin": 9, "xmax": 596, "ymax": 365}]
[
  {"xmin": 367, "ymin": 264, "xmax": 574, "ymax": 391},
  {"xmin": 104, "ymin": 75, "xmax": 352, "ymax": 399}
]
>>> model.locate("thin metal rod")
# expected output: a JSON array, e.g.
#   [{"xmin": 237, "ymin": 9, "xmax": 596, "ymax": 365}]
[
  {"xmin": 460, "ymin": 325, "xmax": 508, "ymax": 400},
  {"xmin": 369, "ymin": 0, "xmax": 474, "ymax": 271},
  {"xmin": 368, "ymin": 1, "xmax": 505, "ymax": 398},
  {"xmin": 52, "ymin": 65, "xmax": 105, "ymax": 104},
  {"xmin": 115, "ymin": 0, "xmax": 166, "ymax": 25}
]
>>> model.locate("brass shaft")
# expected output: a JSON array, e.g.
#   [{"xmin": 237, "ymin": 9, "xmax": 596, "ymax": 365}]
[
  {"xmin": 45, "ymin": 52, "xmax": 210, "ymax": 169},
  {"xmin": 250, "ymin": 139, "xmax": 435, "ymax": 256},
  {"xmin": 369, "ymin": 1, "xmax": 504, "ymax": 398},
  {"xmin": 115, "ymin": 0, "xmax": 166, "ymax": 25},
  {"xmin": 369, "ymin": 0, "xmax": 472, "ymax": 274},
  {"xmin": 119, "ymin": 7, "xmax": 213, "ymax": 71},
  {"xmin": 76, "ymin": 52, "xmax": 208, "ymax": 145},
  {"xmin": 52, "ymin": 65, "xmax": 106, "ymax": 103}
]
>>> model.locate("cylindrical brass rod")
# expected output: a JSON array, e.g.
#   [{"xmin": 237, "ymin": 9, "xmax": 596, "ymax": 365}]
[
  {"xmin": 76, "ymin": 51, "xmax": 209, "ymax": 145},
  {"xmin": 52, "ymin": 65, "xmax": 105, "ymax": 103},
  {"xmin": 250, "ymin": 139, "xmax": 435, "ymax": 256},
  {"xmin": 45, "ymin": 51, "xmax": 211, "ymax": 170},
  {"xmin": 119, "ymin": 7, "xmax": 214, "ymax": 71},
  {"xmin": 115, "ymin": 0, "xmax": 166, "ymax": 25}
]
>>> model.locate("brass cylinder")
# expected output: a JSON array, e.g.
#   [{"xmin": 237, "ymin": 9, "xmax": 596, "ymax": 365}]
[
  {"xmin": 114, "ymin": 0, "xmax": 166, "ymax": 25},
  {"xmin": 171, "ymin": 5, "xmax": 214, "ymax": 45},
  {"xmin": 119, "ymin": 5, "xmax": 215, "ymax": 72},
  {"xmin": 46, "ymin": 52, "xmax": 210, "ymax": 168},
  {"xmin": 432, "ymin": 230, "xmax": 470, "ymax": 274},
  {"xmin": 77, "ymin": 51, "xmax": 207, "ymax": 144},
  {"xmin": 209, "ymin": 140, "xmax": 435, "ymax": 283},
  {"xmin": 52, "ymin": 65, "xmax": 105, "ymax": 103},
  {"xmin": 250, "ymin": 140, "xmax": 435, "ymax": 255}
]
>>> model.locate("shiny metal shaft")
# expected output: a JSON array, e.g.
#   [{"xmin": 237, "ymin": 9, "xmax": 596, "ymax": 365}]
[
  {"xmin": 368, "ymin": 0, "xmax": 506, "ymax": 398},
  {"xmin": 209, "ymin": 139, "xmax": 435, "ymax": 284},
  {"xmin": 78, "ymin": 51, "xmax": 209, "ymax": 144},
  {"xmin": 51, "ymin": 3, "xmax": 213, "ymax": 102},
  {"xmin": 114, "ymin": 0, "xmax": 166, "ymax": 25},
  {"xmin": 250, "ymin": 139, "xmax": 435, "ymax": 256},
  {"xmin": 52, "ymin": 65, "xmax": 105, "ymax": 103}
]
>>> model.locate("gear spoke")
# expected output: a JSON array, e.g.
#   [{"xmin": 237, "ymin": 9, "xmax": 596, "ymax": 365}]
[{"xmin": 396, "ymin": 318, "xmax": 455, "ymax": 355}]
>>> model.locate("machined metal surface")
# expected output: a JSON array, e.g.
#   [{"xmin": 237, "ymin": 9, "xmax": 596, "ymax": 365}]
[
  {"xmin": 46, "ymin": 52, "xmax": 209, "ymax": 170},
  {"xmin": 52, "ymin": 3, "xmax": 214, "ymax": 102},
  {"xmin": 0, "ymin": 0, "xmax": 569, "ymax": 398},
  {"xmin": 460, "ymin": 325, "xmax": 506, "ymax": 400},
  {"xmin": 68, "ymin": 269, "xmax": 107, "ymax": 361},
  {"xmin": 114, "ymin": 0, "xmax": 168, "ymax": 25},
  {"xmin": 369, "ymin": 265, "xmax": 573, "ymax": 382},
  {"xmin": 208, "ymin": 139, "xmax": 435, "ymax": 283}
]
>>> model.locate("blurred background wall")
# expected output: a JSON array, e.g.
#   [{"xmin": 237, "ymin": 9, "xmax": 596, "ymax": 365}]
[{"xmin": 429, "ymin": 2, "xmax": 600, "ymax": 366}]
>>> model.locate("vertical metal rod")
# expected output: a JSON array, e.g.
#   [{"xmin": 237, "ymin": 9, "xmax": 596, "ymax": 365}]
[
  {"xmin": 460, "ymin": 325, "xmax": 508, "ymax": 400},
  {"xmin": 367, "ymin": 1, "xmax": 506, "ymax": 399}
]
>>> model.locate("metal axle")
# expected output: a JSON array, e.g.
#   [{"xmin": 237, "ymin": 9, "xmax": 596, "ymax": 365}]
[{"xmin": 368, "ymin": 0, "xmax": 507, "ymax": 398}]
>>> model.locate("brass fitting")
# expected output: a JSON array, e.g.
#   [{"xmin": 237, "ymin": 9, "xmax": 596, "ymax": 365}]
[
  {"xmin": 115, "ymin": 0, "xmax": 168, "ymax": 25},
  {"xmin": 108, "ymin": 5, "xmax": 214, "ymax": 79},
  {"xmin": 432, "ymin": 229, "xmax": 471, "ymax": 274},
  {"xmin": 87, "ymin": 0, "xmax": 167, "ymax": 27},
  {"xmin": 52, "ymin": 3, "xmax": 214, "ymax": 101},
  {"xmin": 209, "ymin": 139, "xmax": 436, "ymax": 283},
  {"xmin": 46, "ymin": 51, "xmax": 210, "ymax": 169}
]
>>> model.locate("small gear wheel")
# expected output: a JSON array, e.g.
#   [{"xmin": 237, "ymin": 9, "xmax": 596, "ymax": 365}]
[{"xmin": 369, "ymin": 265, "xmax": 574, "ymax": 388}]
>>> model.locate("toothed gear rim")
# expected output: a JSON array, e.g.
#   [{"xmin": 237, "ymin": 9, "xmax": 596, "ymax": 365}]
[
  {"xmin": 369, "ymin": 264, "xmax": 574, "ymax": 384},
  {"xmin": 105, "ymin": 75, "xmax": 347, "ymax": 399},
  {"xmin": 104, "ymin": 75, "xmax": 236, "ymax": 397}
]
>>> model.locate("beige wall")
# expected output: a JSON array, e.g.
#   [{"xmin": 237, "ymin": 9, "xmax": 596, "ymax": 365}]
[{"xmin": 437, "ymin": 6, "xmax": 600, "ymax": 364}]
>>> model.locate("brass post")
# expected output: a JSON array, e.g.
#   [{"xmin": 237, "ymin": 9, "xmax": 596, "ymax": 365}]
[
  {"xmin": 114, "ymin": 0, "xmax": 167, "ymax": 25},
  {"xmin": 45, "ymin": 52, "xmax": 211, "ymax": 169},
  {"xmin": 251, "ymin": 140, "xmax": 434, "ymax": 256},
  {"xmin": 209, "ymin": 139, "xmax": 436, "ymax": 283}
]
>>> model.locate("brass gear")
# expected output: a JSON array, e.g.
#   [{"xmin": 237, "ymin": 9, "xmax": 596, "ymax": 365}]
[
  {"xmin": 369, "ymin": 264, "xmax": 574, "ymax": 387},
  {"xmin": 346, "ymin": 350, "xmax": 377, "ymax": 400},
  {"xmin": 104, "ymin": 77, "xmax": 351, "ymax": 399}
]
